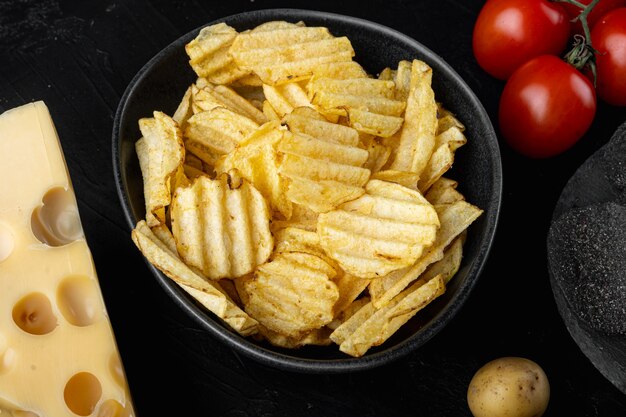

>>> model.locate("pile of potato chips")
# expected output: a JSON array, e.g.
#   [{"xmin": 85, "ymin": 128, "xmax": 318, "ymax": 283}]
[{"xmin": 130, "ymin": 20, "xmax": 483, "ymax": 357}]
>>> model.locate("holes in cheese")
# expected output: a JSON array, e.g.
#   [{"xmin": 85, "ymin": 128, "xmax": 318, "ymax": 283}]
[
  {"xmin": 12, "ymin": 292, "xmax": 57, "ymax": 335},
  {"xmin": 0, "ymin": 222, "xmax": 14, "ymax": 262},
  {"xmin": 31, "ymin": 187, "xmax": 84, "ymax": 246},
  {"xmin": 56, "ymin": 275, "xmax": 103, "ymax": 327},
  {"xmin": 63, "ymin": 372, "xmax": 102, "ymax": 416}
]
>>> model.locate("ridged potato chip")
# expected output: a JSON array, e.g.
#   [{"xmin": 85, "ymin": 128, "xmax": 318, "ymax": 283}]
[
  {"xmin": 229, "ymin": 25, "xmax": 355, "ymax": 85},
  {"xmin": 308, "ymin": 77, "xmax": 406, "ymax": 137},
  {"xmin": 131, "ymin": 220, "xmax": 258, "ymax": 336},
  {"xmin": 184, "ymin": 107, "xmax": 259, "ymax": 167},
  {"xmin": 170, "ymin": 170, "xmax": 273, "ymax": 279},
  {"xmin": 243, "ymin": 252, "xmax": 339, "ymax": 338},
  {"xmin": 136, "ymin": 111, "xmax": 185, "ymax": 227},
  {"xmin": 191, "ymin": 82, "xmax": 267, "ymax": 125},
  {"xmin": 185, "ymin": 23, "xmax": 249, "ymax": 85},
  {"xmin": 318, "ymin": 179, "xmax": 440, "ymax": 278}
]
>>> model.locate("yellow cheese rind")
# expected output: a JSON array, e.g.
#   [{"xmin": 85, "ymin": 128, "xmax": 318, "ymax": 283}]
[{"xmin": 0, "ymin": 102, "xmax": 135, "ymax": 417}]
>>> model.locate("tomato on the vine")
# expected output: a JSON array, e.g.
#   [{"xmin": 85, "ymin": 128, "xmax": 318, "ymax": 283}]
[
  {"xmin": 561, "ymin": 0, "xmax": 626, "ymax": 35},
  {"xmin": 591, "ymin": 7, "xmax": 626, "ymax": 106},
  {"xmin": 498, "ymin": 55, "xmax": 597, "ymax": 158},
  {"xmin": 472, "ymin": 0, "xmax": 570, "ymax": 79}
]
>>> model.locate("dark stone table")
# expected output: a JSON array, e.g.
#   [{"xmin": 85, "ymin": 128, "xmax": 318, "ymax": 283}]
[{"xmin": 1, "ymin": 0, "xmax": 625, "ymax": 415}]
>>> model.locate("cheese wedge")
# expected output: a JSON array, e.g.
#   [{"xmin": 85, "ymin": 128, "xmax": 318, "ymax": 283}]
[{"xmin": 0, "ymin": 102, "xmax": 135, "ymax": 417}]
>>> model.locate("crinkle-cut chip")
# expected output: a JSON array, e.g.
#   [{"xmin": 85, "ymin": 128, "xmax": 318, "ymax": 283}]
[
  {"xmin": 436, "ymin": 104, "xmax": 466, "ymax": 133},
  {"xmin": 185, "ymin": 23, "xmax": 249, "ymax": 85},
  {"xmin": 262, "ymin": 100, "xmax": 280, "ymax": 121},
  {"xmin": 250, "ymin": 20, "xmax": 306, "ymax": 33},
  {"xmin": 327, "ymin": 296, "xmax": 370, "ymax": 330},
  {"xmin": 417, "ymin": 123, "xmax": 467, "ymax": 192},
  {"xmin": 378, "ymin": 67, "xmax": 394, "ymax": 80},
  {"xmin": 229, "ymin": 26, "xmax": 355, "ymax": 85},
  {"xmin": 359, "ymin": 134, "xmax": 391, "ymax": 173},
  {"xmin": 310, "ymin": 61, "xmax": 368, "ymax": 80},
  {"xmin": 137, "ymin": 111, "xmax": 185, "ymax": 227},
  {"xmin": 191, "ymin": 82, "xmax": 267, "ymax": 125},
  {"xmin": 333, "ymin": 273, "xmax": 371, "ymax": 316},
  {"xmin": 172, "ymin": 86, "xmax": 194, "ymax": 130},
  {"xmin": 270, "ymin": 203, "xmax": 318, "ymax": 233},
  {"xmin": 243, "ymin": 252, "xmax": 339, "ymax": 337},
  {"xmin": 335, "ymin": 275, "xmax": 446, "ymax": 357},
  {"xmin": 388, "ymin": 59, "xmax": 438, "ymax": 175},
  {"xmin": 371, "ymin": 170, "xmax": 420, "ymax": 190},
  {"xmin": 347, "ymin": 108, "xmax": 405, "ymax": 138},
  {"xmin": 131, "ymin": 220, "xmax": 258, "ymax": 336},
  {"xmin": 425, "ymin": 177, "xmax": 465, "ymax": 205},
  {"xmin": 417, "ymin": 142, "xmax": 454, "ymax": 193},
  {"xmin": 307, "ymin": 77, "xmax": 406, "ymax": 137},
  {"xmin": 277, "ymin": 128, "xmax": 370, "ymax": 212},
  {"xmin": 318, "ymin": 179, "xmax": 440, "ymax": 278},
  {"xmin": 170, "ymin": 171, "xmax": 273, "ymax": 279},
  {"xmin": 368, "ymin": 200, "xmax": 482, "ymax": 308},
  {"xmin": 216, "ymin": 122, "xmax": 292, "ymax": 219},
  {"xmin": 283, "ymin": 108, "xmax": 359, "ymax": 146},
  {"xmin": 393, "ymin": 60, "xmax": 413, "ymax": 101},
  {"xmin": 256, "ymin": 325, "xmax": 332, "ymax": 349},
  {"xmin": 262, "ymin": 82, "xmax": 312, "ymax": 117},
  {"xmin": 184, "ymin": 107, "xmax": 259, "ymax": 167},
  {"xmin": 421, "ymin": 236, "xmax": 464, "ymax": 285},
  {"xmin": 328, "ymin": 298, "xmax": 376, "ymax": 345},
  {"xmin": 273, "ymin": 227, "xmax": 327, "ymax": 259}
]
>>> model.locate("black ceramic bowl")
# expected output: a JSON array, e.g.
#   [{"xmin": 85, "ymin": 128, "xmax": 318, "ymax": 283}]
[{"xmin": 113, "ymin": 9, "xmax": 502, "ymax": 373}]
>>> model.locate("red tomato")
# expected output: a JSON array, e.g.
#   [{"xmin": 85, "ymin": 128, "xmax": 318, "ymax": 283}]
[
  {"xmin": 591, "ymin": 8, "xmax": 626, "ymax": 106},
  {"xmin": 472, "ymin": 0, "xmax": 570, "ymax": 79},
  {"xmin": 561, "ymin": 0, "xmax": 626, "ymax": 35},
  {"xmin": 498, "ymin": 55, "xmax": 597, "ymax": 158}
]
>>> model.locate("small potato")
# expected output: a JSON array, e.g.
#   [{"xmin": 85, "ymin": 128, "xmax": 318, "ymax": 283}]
[{"xmin": 467, "ymin": 357, "xmax": 550, "ymax": 417}]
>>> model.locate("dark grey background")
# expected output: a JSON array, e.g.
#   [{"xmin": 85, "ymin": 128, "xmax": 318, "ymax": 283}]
[{"xmin": 1, "ymin": 0, "xmax": 625, "ymax": 415}]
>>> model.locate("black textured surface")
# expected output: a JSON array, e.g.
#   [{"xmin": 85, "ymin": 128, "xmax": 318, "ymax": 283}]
[
  {"xmin": 112, "ymin": 9, "xmax": 502, "ymax": 373},
  {"xmin": 548, "ymin": 122, "xmax": 626, "ymax": 396},
  {"xmin": 2, "ymin": 0, "xmax": 626, "ymax": 415}
]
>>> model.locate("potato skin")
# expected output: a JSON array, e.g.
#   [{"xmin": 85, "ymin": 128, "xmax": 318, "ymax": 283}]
[{"xmin": 467, "ymin": 357, "xmax": 550, "ymax": 417}]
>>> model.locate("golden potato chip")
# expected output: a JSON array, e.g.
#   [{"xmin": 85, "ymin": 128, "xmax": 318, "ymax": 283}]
[
  {"xmin": 359, "ymin": 134, "xmax": 391, "ymax": 173},
  {"xmin": 378, "ymin": 67, "xmax": 393, "ymax": 80},
  {"xmin": 131, "ymin": 220, "xmax": 258, "ymax": 336},
  {"xmin": 250, "ymin": 20, "xmax": 306, "ymax": 32},
  {"xmin": 387, "ymin": 59, "xmax": 437, "ymax": 175},
  {"xmin": 318, "ymin": 179, "xmax": 440, "ymax": 278},
  {"xmin": 278, "ymin": 129, "xmax": 371, "ymax": 213},
  {"xmin": 327, "ymin": 296, "xmax": 371, "ymax": 330},
  {"xmin": 273, "ymin": 226, "xmax": 327, "ymax": 259},
  {"xmin": 262, "ymin": 82, "xmax": 312, "ymax": 117},
  {"xmin": 243, "ymin": 252, "xmax": 339, "ymax": 337},
  {"xmin": 282, "ymin": 107, "xmax": 359, "ymax": 145},
  {"xmin": 191, "ymin": 82, "xmax": 267, "ymax": 125},
  {"xmin": 170, "ymin": 171, "xmax": 273, "ymax": 279},
  {"xmin": 425, "ymin": 177, "xmax": 465, "ymax": 205},
  {"xmin": 393, "ymin": 60, "xmax": 413, "ymax": 101},
  {"xmin": 172, "ymin": 86, "xmax": 194, "ymax": 130},
  {"xmin": 215, "ymin": 122, "xmax": 292, "ymax": 218},
  {"xmin": 420, "ymin": 236, "xmax": 464, "ymax": 284},
  {"xmin": 328, "ymin": 299, "xmax": 376, "ymax": 345},
  {"xmin": 308, "ymin": 77, "xmax": 405, "ymax": 137},
  {"xmin": 332, "ymin": 273, "xmax": 371, "ymax": 317},
  {"xmin": 185, "ymin": 23, "xmax": 249, "ymax": 85},
  {"xmin": 417, "ymin": 142, "xmax": 454, "ymax": 193},
  {"xmin": 136, "ymin": 111, "xmax": 185, "ymax": 227},
  {"xmin": 368, "ymin": 200, "xmax": 482, "ymax": 308},
  {"xmin": 335, "ymin": 275, "xmax": 445, "ymax": 357},
  {"xmin": 184, "ymin": 107, "xmax": 259, "ymax": 167},
  {"xmin": 256, "ymin": 325, "xmax": 332, "ymax": 349},
  {"xmin": 371, "ymin": 170, "xmax": 420, "ymax": 190},
  {"xmin": 269, "ymin": 203, "xmax": 318, "ymax": 233},
  {"xmin": 310, "ymin": 61, "xmax": 368, "ymax": 80},
  {"xmin": 229, "ymin": 26, "xmax": 355, "ymax": 85}
]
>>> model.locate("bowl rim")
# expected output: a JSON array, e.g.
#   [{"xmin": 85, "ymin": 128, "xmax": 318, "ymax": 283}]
[{"xmin": 112, "ymin": 8, "xmax": 503, "ymax": 373}]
